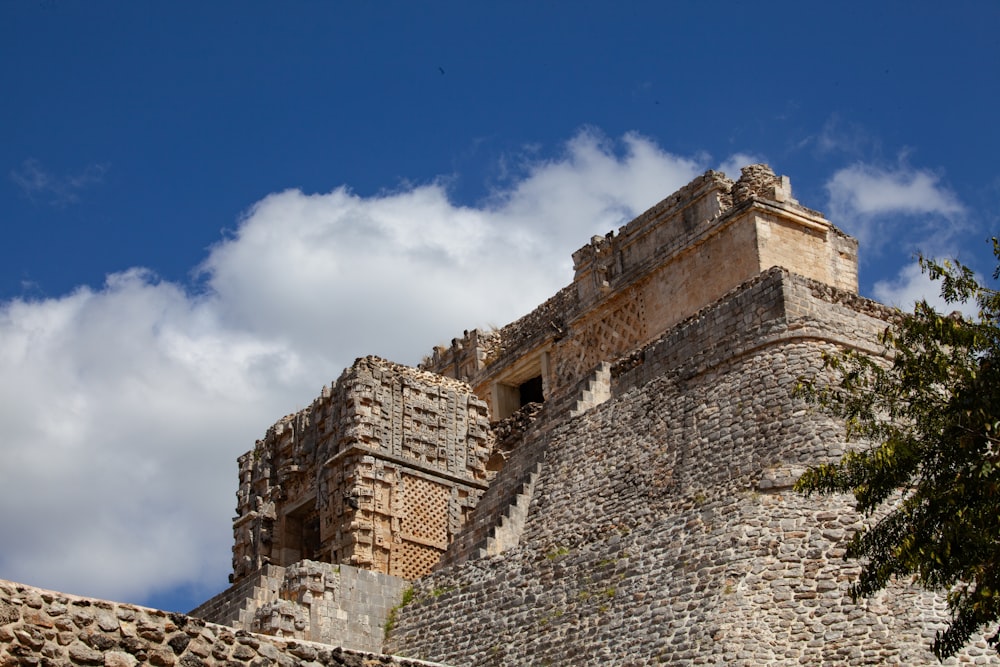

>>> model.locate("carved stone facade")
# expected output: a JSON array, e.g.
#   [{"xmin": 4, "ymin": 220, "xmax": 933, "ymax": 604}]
[
  {"xmin": 233, "ymin": 165, "xmax": 854, "ymax": 589},
  {"xmin": 230, "ymin": 356, "xmax": 491, "ymax": 584}
]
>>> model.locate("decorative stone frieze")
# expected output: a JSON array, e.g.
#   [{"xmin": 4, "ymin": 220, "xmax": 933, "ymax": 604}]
[{"xmin": 230, "ymin": 357, "xmax": 492, "ymax": 585}]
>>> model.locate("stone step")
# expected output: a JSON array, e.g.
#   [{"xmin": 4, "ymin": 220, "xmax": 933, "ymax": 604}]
[
  {"xmin": 570, "ymin": 362, "xmax": 612, "ymax": 418},
  {"xmin": 437, "ymin": 443, "xmax": 546, "ymax": 570},
  {"xmin": 482, "ymin": 462, "xmax": 542, "ymax": 557}
]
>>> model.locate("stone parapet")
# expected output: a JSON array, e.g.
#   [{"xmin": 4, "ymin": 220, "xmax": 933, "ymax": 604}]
[
  {"xmin": 0, "ymin": 578, "xmax": 446, "ymax": 667},
  {"xmin": 191, "ymin": 561, "xmax": 410, "ymax": 654}
]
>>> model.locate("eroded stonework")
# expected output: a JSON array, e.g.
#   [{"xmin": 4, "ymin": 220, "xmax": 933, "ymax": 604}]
[
  {"xmin": 5, "ymin": 164, "xmax": 995, "ymax": 665},
  {"xmin": 231, "ymin": 356, "xmax": 491, "ymax": 583},
  {"xmin": 230, "ymin": 164, "xmax": 858, "ymax": 592},
  {"xmin": 181, "ymin": 166, "xmax": 1000, "ymax": 663},
  {"xmin": 421, "ymin": 165, "xmax": 857, "ymax": 422}
]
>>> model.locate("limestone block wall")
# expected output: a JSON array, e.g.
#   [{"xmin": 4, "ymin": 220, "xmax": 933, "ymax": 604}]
[
  {"xmin": 0, "ymin": 578, "xmax": 442, "ymax": 667},
  {"xmin": 611, "ymin": 267, "xmax": 892, "ymax": 398},
  {"xmin": 555, "ymin": 165, "xmax": 857, "ymax": 398},
  {"xmin": 232, "ymin": 356, "xmax": 492, "ymax": 584},
  {"xmin": 383, "ymin": 273, "xmax": 996, "ymax": 666},
  {"xmin": 192, "ymin": 560, "xmax": 410, "ymax": 654},
  {"xmin": 188, "ymin": 564, "xmax": 286, "ymax": 630}
]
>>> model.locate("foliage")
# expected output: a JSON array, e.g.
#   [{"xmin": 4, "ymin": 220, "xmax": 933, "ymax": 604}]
[
  {"xmin": 795, "ymin": 239, "xmax": 1000, "ymax": 660},
  {"xmin": 383, "ymin": 586, "xmax": 416, "ymax": 639},
  {"xmin": 545, "ymin": 545, "xmax": 570, "ymax": 560}
]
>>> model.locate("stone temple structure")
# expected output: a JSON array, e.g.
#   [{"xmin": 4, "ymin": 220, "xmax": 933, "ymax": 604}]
[
  {"xmin": 2, "ymin": 165, "xmax": 998, "ymax": 665},
  {"xmin": 228, "ymin": 357, "xmax": 492, "ymax": 583}
]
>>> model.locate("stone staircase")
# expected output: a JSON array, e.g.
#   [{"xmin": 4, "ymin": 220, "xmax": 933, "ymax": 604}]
[
  {"xmin": 569, "ymin": 361, "xmax": 611, "ymax": 417},
  {"xmin": 436, "ymin": 362, "xmax": 613, "ymax": 570},
  {"xmin": 437, "ymin": 460, "xmax": 544, "ymax": 569},
  {"xmin": 482, "ymin": 462, "xmax": 542, "ymax": 556}
]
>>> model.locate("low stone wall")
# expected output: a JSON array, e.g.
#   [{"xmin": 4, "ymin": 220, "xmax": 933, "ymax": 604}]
[
  {"xmin": 0, "ymin": 578, "xmax": 446, "ymax": 666},
  {"xmin": 191, "ymin": 561, "xmax": 410, "ymax": 655}
]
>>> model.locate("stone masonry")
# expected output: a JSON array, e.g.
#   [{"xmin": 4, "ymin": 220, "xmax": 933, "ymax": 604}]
[
  {"xmin": 190, "ymin": 561, "xmax": 409, "ymax": 654},
  {"xmin": 387, "ymin": 268, "xmax": 993, "ymax": 665},
  {"xmin": 0, "ymin": 578, "xmax": 442, "ymax": 667},
  {"xmin": 421, "ymin": 164, "xmax": 858, "ymax": 422},
  {"xmin": 3, "ymin": 165, "xmax": 996, "ymax": 665}
]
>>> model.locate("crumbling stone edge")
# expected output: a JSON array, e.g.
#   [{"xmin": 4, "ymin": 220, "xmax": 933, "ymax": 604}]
[{"xmin": 0, "ymin": 578, "xmax": 450, "ymax": 667}]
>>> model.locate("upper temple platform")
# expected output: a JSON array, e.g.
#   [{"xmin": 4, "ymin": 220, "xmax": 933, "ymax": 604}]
[{"xmin": 421, "ymin": 164, "xmax": 858, "ymax": 420}]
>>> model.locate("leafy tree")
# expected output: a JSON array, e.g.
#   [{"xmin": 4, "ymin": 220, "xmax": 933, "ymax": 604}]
[{"xmin": 795, "ymin": 239, "xmax": 1000, "ymax": 660}]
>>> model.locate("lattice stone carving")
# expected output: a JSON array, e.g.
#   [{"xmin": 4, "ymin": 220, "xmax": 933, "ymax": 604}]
[
  {"xmin": 556, "ymin": 288, "xmax": 646, "ymax": 389},
  {"xmin": 393, "ymin": 541, "xmax": 442, "ymax": 580},
  {"xmin": 400, "ymin": 474, "xmax": 449, "ymax": 546}
]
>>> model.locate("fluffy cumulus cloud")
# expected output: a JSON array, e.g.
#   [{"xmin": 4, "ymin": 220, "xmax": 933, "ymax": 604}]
[
  {"xmin": 825, "ymin": 161, "xmax": 966, "ymax": 251},
  {"xmin": 0, "ymin": 272, "xmax": 309, "ymax": 602},
  {"xmin": 824, "ymin": 160, "xmax": 972, "ymax": 310},
  {"xmin": 872, "ymin": 261, "xmax": 980, "ymax": 318},
  {"xmin": 202, "ymin": 130, "xmax": 705, "ymax": 367},
  {"xmin": 0, "ymin": 131, "xmax": 715, "ymax": 608}
]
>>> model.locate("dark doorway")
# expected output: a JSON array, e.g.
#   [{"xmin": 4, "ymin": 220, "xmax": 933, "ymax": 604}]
[
  {"xmin": 283, "ymin": 502, "xmax": 321, "ymax": 564},
  {"xmin": 519, "ymin": 376, "xmax": 544, "ymax": 406}
]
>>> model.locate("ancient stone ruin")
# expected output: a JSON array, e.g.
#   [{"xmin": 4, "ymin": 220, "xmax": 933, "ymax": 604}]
[
  {"xmin": 227, "ymin": 357, "xmax": 492, "ymax": 583},
  {"xmin": 2, "ymin": 165, "xmax": 997, "ymax": 665}
]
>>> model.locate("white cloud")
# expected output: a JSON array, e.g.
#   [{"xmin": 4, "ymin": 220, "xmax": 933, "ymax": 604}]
[
  {"xmin": 202, "ymin": 130, "xmax": 704, "ymax": 365},
  {"xmin": 0, "ymin": 131, "xmax": 715, "ymax": 607},
  {"xmin": 10, "ymin": 158, "xmax": 108, "ymax": 206},
  {"xmin": 825, "ymin": 161, "xmax": 966, "ymax": 253},
  {"xmin": 828, "ymin": 165, "xmax": 964, "ymax": 218},
  {"xmin": 0, "ymin": 271, "xmax": 309, "ymax": 602}
]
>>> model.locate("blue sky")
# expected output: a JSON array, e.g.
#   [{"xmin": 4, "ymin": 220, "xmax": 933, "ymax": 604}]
[{"xmin": 1, "ymin": 2, "xmax": 997, "ymax": 614}]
